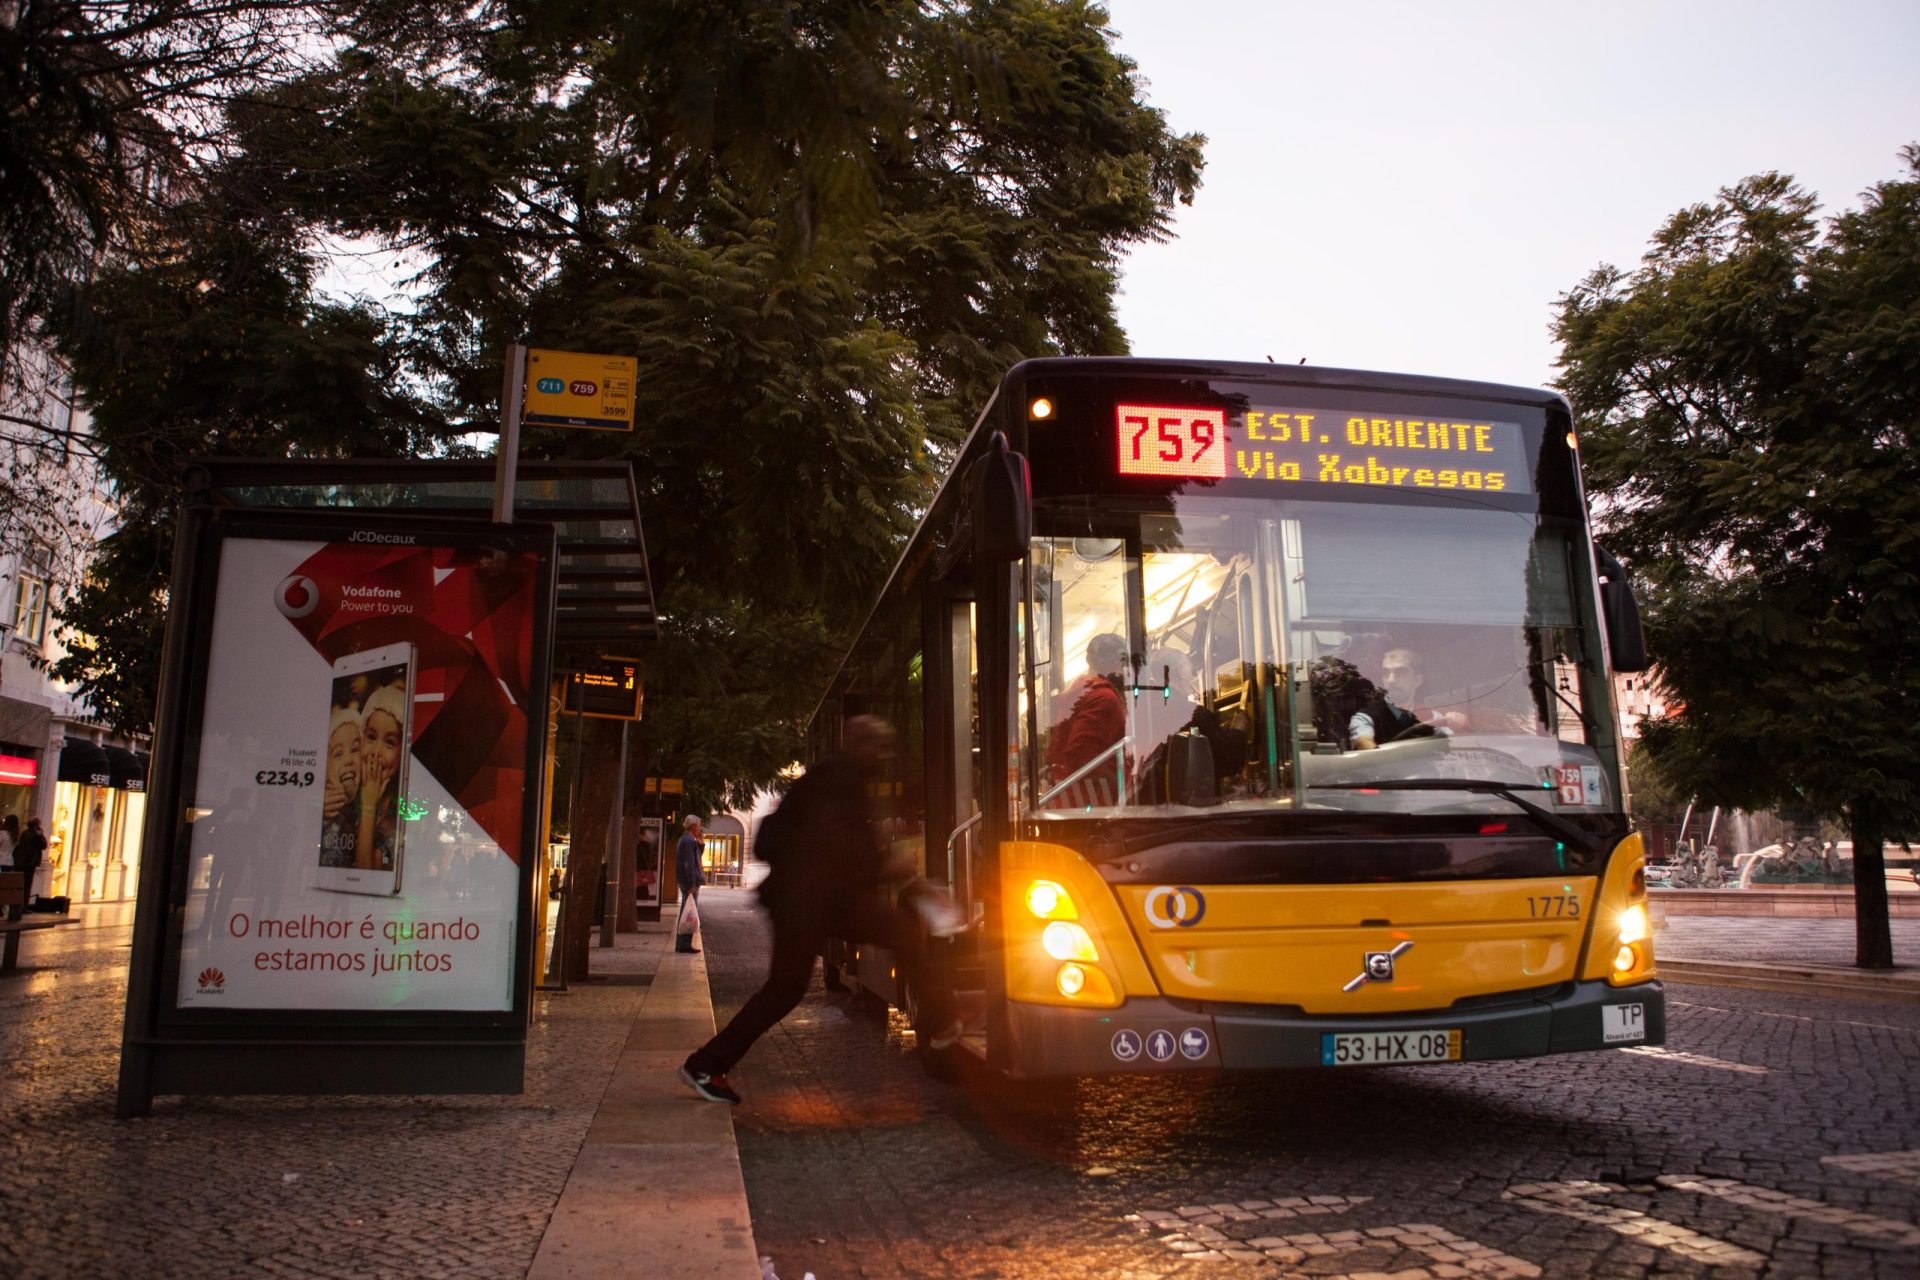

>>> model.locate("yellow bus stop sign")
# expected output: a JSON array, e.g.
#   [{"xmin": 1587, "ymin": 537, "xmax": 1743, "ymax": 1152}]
[{"xmin": 524, "ymin": 349, "xmax": 636, "ymax": 431}]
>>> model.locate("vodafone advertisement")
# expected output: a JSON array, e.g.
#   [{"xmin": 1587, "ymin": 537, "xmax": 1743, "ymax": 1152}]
[{"xmin": 175, "ymin": 524, "xmax": 549, "ymax": 1012}]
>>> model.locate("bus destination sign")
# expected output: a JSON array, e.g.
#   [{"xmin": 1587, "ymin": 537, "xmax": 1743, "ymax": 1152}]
[{"xmin": 1116, "ymin": 403, "xmax": 1533, "ymax": 495}]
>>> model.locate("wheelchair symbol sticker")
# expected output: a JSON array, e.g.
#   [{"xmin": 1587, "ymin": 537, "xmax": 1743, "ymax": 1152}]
[
  {"xmin": 1146, "ymin": 1029, "xmax": 1177, "ymax": 1062},
  {"xmin": 1111, "ymin": 1029, "xmax": 1142, "ymax": 1061}
]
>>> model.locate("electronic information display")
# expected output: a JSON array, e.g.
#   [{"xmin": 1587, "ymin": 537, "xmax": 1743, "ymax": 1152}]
[{"xmin": 1116, "ymin": 402, "xmax": 1533, "ymax": 495}]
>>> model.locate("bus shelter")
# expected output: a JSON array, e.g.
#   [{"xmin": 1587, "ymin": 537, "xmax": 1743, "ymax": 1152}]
[{"xmin": 117, "ymin": 459, "xmax": 654, "ymax": 1116}]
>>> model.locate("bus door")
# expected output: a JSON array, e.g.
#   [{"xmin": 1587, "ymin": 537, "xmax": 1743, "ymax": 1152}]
[{"xmin": 942, "ymin": 597, "xmax": 983, "ymax": 915}]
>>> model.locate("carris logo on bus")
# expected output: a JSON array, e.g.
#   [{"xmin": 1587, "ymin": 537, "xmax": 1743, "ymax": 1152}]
[
  {"xmin": 1143, "ymin": 885, "xmax": 1205, "ymax": 929},
  {"xmin": 1342, "ymin": 940, "xmax": 1413, "ymax": 992}
]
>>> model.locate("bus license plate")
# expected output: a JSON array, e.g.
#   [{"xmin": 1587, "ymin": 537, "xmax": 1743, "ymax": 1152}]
[{"xmin": 1321, "ymin": 1029, "xmax": 1462, "ymax": 1066}]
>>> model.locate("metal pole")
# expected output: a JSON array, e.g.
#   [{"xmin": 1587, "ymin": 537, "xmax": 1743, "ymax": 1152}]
[
  {"xmin": 599, "ymin": 721, "xmax": 628, "ymax": 947},
  {"xmin": 116, "ymin": 498, "xmax": 210, "ymax": 1118},
  {"xmin": 493, "ymin": 343, "xmax": 527, "ymax": 523},
  {"xmin": 543, "ymin": 697, "xmax": 588, "ymax": 990}
]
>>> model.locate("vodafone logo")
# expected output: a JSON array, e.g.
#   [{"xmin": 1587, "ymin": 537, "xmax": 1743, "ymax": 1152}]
[
  {"xmin": 274, "ymin": 575, "xmax": 322, "ymax": 618},
  {"xmin": 196, "ymin": 967, "xmax": 226, "ymax": 992}
]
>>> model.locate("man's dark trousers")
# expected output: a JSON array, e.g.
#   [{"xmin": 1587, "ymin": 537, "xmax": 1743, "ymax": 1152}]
[{"xmin": 687, "ymin": 894, "xmax": 953, "ymax": 1075}]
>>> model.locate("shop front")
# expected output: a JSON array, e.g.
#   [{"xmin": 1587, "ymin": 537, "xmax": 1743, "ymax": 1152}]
[{"xmin": 48, "ymin": 737, "xmax": 147, "ymax": 904}]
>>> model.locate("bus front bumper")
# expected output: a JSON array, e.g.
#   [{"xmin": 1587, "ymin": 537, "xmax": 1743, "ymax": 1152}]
[{"xmin": 1001, "ymin": 979, "xmax": 1665, "ymax": 1076}]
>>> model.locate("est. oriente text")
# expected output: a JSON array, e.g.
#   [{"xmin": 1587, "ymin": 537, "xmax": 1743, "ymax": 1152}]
[{"xmin": 1238, "ymin": 412, "xmax": 1515, "ymax": 492}]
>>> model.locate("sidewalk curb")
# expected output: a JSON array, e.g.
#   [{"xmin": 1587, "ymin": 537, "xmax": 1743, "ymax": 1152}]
[
  {"xmin": 528, "ymin": 927, "xmax": 759, "ymax": 1280},
  {"xmin": 1658, "ymin": 959, "xmax": 1920, "ymax": 1005}
]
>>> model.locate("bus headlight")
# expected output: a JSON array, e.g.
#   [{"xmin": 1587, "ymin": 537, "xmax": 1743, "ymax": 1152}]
[
  {"xmin": 1026, "ymin": 879, "xmax": 1077, "ymax": 919},
  {"xmin": 1617, "ymin": 903, "xmax": 1649, "ymax": 945},
  {"xmin": 1614, "ymin": 945, "xmax": 1637, "ymax": 973},
  {"xmin": 1057, "ymin": 963, "xmax": 1086, "ymax": 996},
  {"xmin": 1042, "ymin": 920, "xmax": 1098, "ymax": 961}
]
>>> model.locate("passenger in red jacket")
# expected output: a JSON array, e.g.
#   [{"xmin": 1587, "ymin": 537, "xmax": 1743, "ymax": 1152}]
[{"xmin": 1044, "ymin": 632, "xmax": 1130, "ymax": 808}]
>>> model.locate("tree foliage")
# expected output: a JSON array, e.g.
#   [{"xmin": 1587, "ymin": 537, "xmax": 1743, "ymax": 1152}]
[
  {"xmin": 1, "ymin": 1, "xmax": 327, "ymax": 378},
  {"xmin": 47, "ymin": 1, "xmax": 1202, "ymax": 808},
  {"xmin": 1554, "ymin": 148, "xmax": 1920, "ymax": 966}
]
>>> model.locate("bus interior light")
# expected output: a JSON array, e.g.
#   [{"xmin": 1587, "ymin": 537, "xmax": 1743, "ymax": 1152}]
[
  {"xmin": 1029, "ymin": 396, "xmax": 1055, "ymax": 420},
  {"xmin": 1042, "ymin": 920, "xmax": 1099, "ymax": 962},
  {"xmin": 1057, "ymin": 963, "xmax": 1087, "ymax": 996}
]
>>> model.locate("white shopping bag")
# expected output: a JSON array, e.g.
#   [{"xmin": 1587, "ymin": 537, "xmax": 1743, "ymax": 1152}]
[{"xmin": 676, "ymin": 891, "xmax": 701, "ymax": 937}]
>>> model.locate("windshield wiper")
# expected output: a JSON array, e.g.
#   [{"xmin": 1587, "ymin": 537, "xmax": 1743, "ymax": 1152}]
[{"xmin": 1307, "ymin": 779, "xmax": 1605, "ymax": 856}]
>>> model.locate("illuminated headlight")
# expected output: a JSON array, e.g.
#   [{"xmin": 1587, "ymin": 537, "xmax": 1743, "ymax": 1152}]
[
  {"xmin": 1057, "ymin": 963, "xmax": 1086, "ymax": 996},
  {"xmin": 1042, "ymin": 920, "xmax": 1098, "ymax": 961},
  {"xmin": 1617, "ymin": 903, "xmax": 1650, "ymax": 945},
  {"xmin": 1614, "ymin": 945, "xmax": 1637, "ymax": 973},
  {"xmin": 1026, "ymin": 879, "xmax": 1074, "ymax": 919}
]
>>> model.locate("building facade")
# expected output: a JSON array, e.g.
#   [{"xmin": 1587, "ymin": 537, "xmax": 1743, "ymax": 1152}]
[{"xmin": 0, "ymin": 352, "xmax": 146, "ymax": 904}]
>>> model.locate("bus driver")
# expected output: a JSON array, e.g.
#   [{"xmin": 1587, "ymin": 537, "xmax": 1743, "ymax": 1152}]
[{"xmin": 1349, "ymin": 646, "xmax": 1466, "ymax": 749}]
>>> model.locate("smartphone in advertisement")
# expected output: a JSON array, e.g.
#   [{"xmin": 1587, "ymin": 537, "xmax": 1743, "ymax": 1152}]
[{"xmin": 315, "ymin": 643, "xmax": 415, "ymax": 896}]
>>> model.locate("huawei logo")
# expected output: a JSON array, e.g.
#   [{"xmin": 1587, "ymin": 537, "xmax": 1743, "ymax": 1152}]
[
  {"xmin": 197, "ymin": 967, "xmax": 226, "ymax": 991},
  {"xmin": 274, "ymin": 575, "xmax": 321, "ymax": 619}
]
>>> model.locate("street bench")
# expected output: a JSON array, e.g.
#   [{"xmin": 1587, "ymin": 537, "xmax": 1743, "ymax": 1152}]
[{"xmin": 0, "ymin": 871, "xmax": 61, "ymax": 973}]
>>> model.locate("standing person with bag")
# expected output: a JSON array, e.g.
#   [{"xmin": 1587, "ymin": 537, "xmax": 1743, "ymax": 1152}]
[
  {"xmin": 13, "ymin": 817, "xmax": 47, "ymax": 906},
  {"xmin": 679, "ymin": 716, "xmax": 960, "ymax": 1105},
  {"xmin": 674, "ymin": 814, "xmax": 704, "ymax": 953}
]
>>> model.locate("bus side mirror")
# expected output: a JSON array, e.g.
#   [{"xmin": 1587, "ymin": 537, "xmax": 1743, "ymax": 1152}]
[
  {"xmin": 971, "ymin": 431, "xmax": 1031, "ymax": 563},
  {"xmin": 1594, "ymin": 545, "xmax": 1649, "ymax": 673}
]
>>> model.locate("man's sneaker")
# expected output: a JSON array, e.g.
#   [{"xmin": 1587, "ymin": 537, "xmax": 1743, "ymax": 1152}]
[
  {"xmin": 926, "ymin": 1018, "xmax": 966, "ymax": 1051},
  {"xmin": 679, "ymin": 1062, "xmax": 741, "ymax": 1105}
]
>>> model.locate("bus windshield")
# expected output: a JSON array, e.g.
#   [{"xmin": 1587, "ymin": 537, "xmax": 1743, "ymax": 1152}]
[{"xmin": 1021, "ymin": 492, "xmax": 1620, "ymax": 821}]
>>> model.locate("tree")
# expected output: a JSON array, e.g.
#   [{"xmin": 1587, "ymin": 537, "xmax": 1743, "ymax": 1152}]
[
  {"xmin": 2, "ymin": 0, "xmax": 328, "ymax": 392},
  {"xmin": 49, "ymin": 0, "xmax": 1205, "ymax": 976},
  {"xmin": 1554, "ymin": 149, "xmax": 1920, "ymax": 968},
  {"xmin": 2, "ymin": 2, "xmax": 334, "ymax": 604}
]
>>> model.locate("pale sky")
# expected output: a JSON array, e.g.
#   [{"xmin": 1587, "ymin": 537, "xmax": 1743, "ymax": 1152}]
[{"xmin": 1102, "ymin": 0, "xmax": 1920, "ymax": 390}]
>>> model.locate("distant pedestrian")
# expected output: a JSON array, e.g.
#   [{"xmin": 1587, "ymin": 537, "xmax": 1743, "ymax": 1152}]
[
  {"xmin": 13, "ymin": 817, "xmax": 47, "ymax": 905},
  {"xmin": 679, "ymin": 716, "xmax": 960, "ymax": 1105},
  {"xmin": 0, "ymin": 814, "xmax": 16, "ymax": 872},
  {"xmin": 674, "ymin": 814, "xmax": 704, "ymax": 953}
]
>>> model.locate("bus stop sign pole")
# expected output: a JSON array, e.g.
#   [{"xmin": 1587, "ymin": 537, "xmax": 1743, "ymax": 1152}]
[{"xmin": 494, "ymin": 343, "xmax": 527, "ymax": 523}]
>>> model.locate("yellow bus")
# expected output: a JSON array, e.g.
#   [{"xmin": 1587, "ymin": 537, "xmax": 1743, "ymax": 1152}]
[{"xmin": 818, "ymin": 357, "xmax": 1663, "ymax": 1075}]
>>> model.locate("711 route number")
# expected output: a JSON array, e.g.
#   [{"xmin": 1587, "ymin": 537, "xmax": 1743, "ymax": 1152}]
[{"xmin": 255, "ymin": 769, "xmax": 314, "ymax": 787}]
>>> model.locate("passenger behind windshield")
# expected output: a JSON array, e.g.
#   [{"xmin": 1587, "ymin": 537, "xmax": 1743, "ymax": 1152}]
[{"xmin": 1044, "ymin": 632, "xmax": 1129, "ymax": 807}]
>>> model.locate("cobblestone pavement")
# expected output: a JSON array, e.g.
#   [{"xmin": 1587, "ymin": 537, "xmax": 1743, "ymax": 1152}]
[
  {"xmin": 702, "ymin": 890, "xmax": 1920, "ymax": 1280},
  {"xmin": 0, "ymin": 909, "xmax": 646, "ymax": 1279}
]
